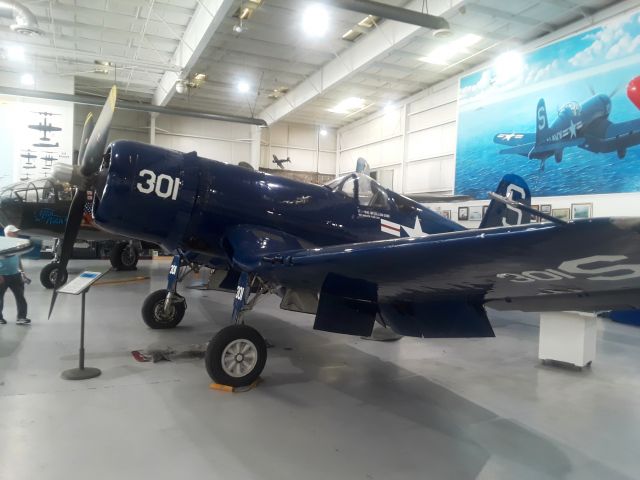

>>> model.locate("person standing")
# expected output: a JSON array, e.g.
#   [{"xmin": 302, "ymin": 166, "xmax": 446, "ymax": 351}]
[{"xmin": 0, "ymin": 225, "xmax": 30, "ymax": 325}]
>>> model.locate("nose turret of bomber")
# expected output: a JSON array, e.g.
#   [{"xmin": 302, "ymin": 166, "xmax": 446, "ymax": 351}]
[{"xmin": 93, "ymin": 140, "xmax": 199, "ymax": 251}]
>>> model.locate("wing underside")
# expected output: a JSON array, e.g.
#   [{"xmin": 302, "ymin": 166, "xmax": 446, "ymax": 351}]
[{"xmin": 250, "ymin": 218, "xmax": 640, "ymax": 337}]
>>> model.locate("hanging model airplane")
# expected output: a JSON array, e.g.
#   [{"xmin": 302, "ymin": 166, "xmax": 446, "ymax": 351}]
[
  {"xmin": 494, "ymin": 88, "xmax": 640, "ymax": 170},
  {"xmin": 272, "ymin": 154, "xmax": 291, "ymax": 169},
  {"xmin": 50, "ymin": 86, "xmax": 640, "ymax": 387}
]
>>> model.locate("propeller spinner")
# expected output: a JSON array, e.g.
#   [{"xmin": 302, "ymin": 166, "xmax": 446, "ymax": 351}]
[{"xmin": 48, "ymin": 86, "xmax": 116, "ymax": 317}]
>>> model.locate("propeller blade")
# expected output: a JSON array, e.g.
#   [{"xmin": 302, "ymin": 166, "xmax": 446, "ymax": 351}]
[
  {"xmin": 610, "ymin": 84, "xmax": 622, "ymax": 98},
  {"xmin": 80, "ymin": 85, "xmax": 117, "ymax": 177},
  {"xmin": 48, "ymin": 189, "xmax": 88, "ymax": 318},
  {"xmin": 77, "ymin": 112, "xmax": 95, "ymax": 165}
]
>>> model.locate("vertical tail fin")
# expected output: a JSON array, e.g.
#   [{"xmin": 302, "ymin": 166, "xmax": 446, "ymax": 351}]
[
  {"xmin": 535, "ymin": 98, "xmax": 548, "ymax": 144},
  {"xmin": 479, "ymin": 174, "xmax": 531, "ymax": 228}
]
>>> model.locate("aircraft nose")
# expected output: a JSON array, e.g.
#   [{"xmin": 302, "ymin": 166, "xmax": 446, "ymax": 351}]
[{"xmin": 0, "ymin": 199, "xmax": 23, "ymax": 228}]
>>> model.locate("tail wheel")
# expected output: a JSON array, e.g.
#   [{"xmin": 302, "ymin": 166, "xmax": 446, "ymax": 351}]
[
  {"xmin": 40, "ymin": 262, "xmax": 68, "ymax": 289},
  {"xmin": 205, "ymin": 324, "xmax": 267, "ymax": 387},
  {"xmin": 141, "ymin": 289, "xmax": 186, "ymax": 329},
  {"xmin": 110, "ymin": 242, "xmax": 138, "ymax": 270}
]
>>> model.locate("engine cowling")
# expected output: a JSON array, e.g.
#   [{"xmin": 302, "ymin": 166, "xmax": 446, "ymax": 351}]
[{"xmin": 93, "ymin": 140, "xmax": 199, "ymax": 250}]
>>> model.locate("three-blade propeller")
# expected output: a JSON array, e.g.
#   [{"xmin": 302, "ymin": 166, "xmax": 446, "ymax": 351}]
[{"xmin": 48, "ymin": 86, "xmax": 117, "ymax": 318}]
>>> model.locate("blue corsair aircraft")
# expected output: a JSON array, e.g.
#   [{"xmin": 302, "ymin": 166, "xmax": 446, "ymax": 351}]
[
  {"xmin": 494, "ymin": 91, "xmax": 640, "ymax": 170},
  {"xmin": 50, "ymin": 86, "xmax": 640, "ymax": 387}
]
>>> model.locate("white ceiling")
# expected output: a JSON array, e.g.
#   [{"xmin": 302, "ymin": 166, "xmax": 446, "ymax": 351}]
[{"xmin": 0, "ymin": 0, "xmax": 624, "ymax": 128}]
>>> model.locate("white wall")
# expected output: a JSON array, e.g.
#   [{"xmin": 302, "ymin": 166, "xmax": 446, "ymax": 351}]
[
  {"xmin": 261, "ymin": 122, "xmax": 336, "ymax": 175},
  {"xmin": 337, "ymin": 1, "xmax": 640, "ymax": 221},
  {"xmin": 73, "ymin": 106, "xmax": 254, "ymax": 165}
]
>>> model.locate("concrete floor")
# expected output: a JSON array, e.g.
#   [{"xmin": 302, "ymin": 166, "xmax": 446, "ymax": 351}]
[{"xmin": 1, "ymin": 259, "xmax": 640, "ymax": 480}]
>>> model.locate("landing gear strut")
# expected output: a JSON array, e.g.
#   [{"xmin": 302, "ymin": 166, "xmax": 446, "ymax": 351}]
[
  {"xmin": 40, "ymin": 239, "xmax": 68, "ymax": 289},
  {"xmin": 205, "ymin": 272, "xmax": 268, "ymax": 387},
  {"xmin": 141, "ymin": 253, "xmax": 195, "ymax": 329}
]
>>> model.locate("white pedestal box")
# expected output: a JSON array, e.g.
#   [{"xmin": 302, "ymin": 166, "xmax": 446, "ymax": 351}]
[{"xmin": 538, "ymin": 311, "xmax": 597, "ymax": 368}]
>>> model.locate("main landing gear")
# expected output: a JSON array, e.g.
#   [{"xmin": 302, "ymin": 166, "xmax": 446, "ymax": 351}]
[
  {"xmin": 40, "ymin": 239, "xmax": 68, "ymax": 289},
  {"xmin": 40, "ymin": 240, "xmax": 139, "ymax": 289},
  {"xmin": 205, "ymin": 272, "xmax": 268, "ymax": 387},
  {"xmin": 141, "ymin": 253, "xmax": 195, "ymax": 329},
  {"xmin": 109, "ymin": 240, "xmax": 140, "ymax": 271}
]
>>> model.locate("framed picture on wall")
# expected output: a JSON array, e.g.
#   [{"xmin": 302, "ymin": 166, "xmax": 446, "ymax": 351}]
[
  {"xmin": 469, "ymin": 206, "xmax": 483, "ymax": 221},
  {"xmin": 442, "ymin": 210, "xmax": 451, "ymax": 220},
  {"xmin": 571, "ymin": 203, "xmax": 593, "ymax": 219},
  {"xmin": 552, "ymin": 208, "xmax": 570, "ymax": 221},
  {"xmin": 458, "ymin": 206, "xmax": 469, "ymax": 221},
  {"xmin": 540, "ymin": 204, "xmax": 552, "ymax": 215}
]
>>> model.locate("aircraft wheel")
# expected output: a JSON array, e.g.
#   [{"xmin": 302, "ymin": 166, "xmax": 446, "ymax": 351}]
[
  {"xmin": 141, "ymin": 289, "xmax": 186, "ymax": 329},
  {"xmin": 40, "ymin": 262, "xmax": 68, "ymax": 289},
  {"xmin": 110, "ymin": 242, "xmax": 138, "ymax": 270},
  {"xmin": 205, "ymin": 324, "xmax": 267, "ymax": 387}
]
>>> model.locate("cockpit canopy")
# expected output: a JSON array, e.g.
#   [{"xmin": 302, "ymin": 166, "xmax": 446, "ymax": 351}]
[
  {"xmin": 324, "ymin": 172, "xmax": 419, "ymax": 214},
  {"xmin": 0, "ymin": 178, "xmax": 73, "ymax": 204},
  {"xmin": 559, "ymin": 101, "xmax": 581, "ymax": 118},
  {"xmin": 325, "ymin": 173, "xmax": 390, "ymax": 209}
]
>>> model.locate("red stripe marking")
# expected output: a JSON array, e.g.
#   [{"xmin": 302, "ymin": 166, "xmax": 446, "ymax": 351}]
[{"xmin": 381, "ymin": 223, "xmax": 400, "ymax": 232}]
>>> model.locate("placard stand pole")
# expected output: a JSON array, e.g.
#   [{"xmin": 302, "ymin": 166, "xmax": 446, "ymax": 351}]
[{"xmin": 61, "ymin": 289, "xmax": 101, "ymax": 380}]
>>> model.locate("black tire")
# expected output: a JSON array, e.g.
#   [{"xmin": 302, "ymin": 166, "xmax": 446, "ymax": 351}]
[
  {"xmin": 110, "ymin": 242, "xmax": 138, "ymax": 270},
  {"xmin": 40, "ymin": 262, "xmax": 68, "ymax": 289},
  {"xmin": 141, "ymin": 289, "xmax": 186, "ymax": 329},
  {"xmin": 205, "ymin": 324, "xmax": 267, "ymax": 387}
]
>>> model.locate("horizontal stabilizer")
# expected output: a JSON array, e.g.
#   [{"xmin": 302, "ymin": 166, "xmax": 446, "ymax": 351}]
[{"xmin": 494, "ymin": 132, "xmax": 534, "ymax": 146}]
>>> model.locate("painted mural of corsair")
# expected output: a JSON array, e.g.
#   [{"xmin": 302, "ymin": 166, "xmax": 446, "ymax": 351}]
[{"xmin": 494, "ymin": 91, "xmax": 640, "ymax": 170}]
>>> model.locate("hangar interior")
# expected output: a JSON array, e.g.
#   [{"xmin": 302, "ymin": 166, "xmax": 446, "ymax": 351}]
[{"xmin": 1, "ymin": 1, "xmax": 640, "ymax": 479}]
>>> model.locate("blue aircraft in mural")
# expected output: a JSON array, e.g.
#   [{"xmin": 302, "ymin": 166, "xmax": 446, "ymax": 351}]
[
  {"xmin": 49, "ymin": 86, "xmax": 640, "ymax": 387},
  {"xmin": 494, "ymin": 92, "xmax": 640, "ymax": 170}
]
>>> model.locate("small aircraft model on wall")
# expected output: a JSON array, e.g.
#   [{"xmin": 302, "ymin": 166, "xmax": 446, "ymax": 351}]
[
  {"xmin": 28, "ymin": 112, "xmax": 62, "ymax": 141},
  {"xmin": 494, "ymin": 89, "xmax": 640, "ymax": 170},
  {"xmin": 50, "ymin": 86, "xmax": 640, "ymax": 388},
  {"xmin": 272, "ymin": 154, "xmax": 291, "ymax": 169}
]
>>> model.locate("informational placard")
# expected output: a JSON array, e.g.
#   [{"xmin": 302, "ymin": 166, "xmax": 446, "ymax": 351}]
[{"xmin": 57, "ymin": 270, "xmax": 108, "ymax": 295}]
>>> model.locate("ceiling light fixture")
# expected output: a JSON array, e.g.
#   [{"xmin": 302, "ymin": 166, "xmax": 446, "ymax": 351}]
[
  {"xmin": 6, "ymin": 45, "xmax": 24, "ymax": 61},
  {"xmin": 303, "ymin": 4, "xmax": 329, "ymax": 38},
  {"xmin": 319, "ymin": 128, "xmax": 328, "ymax": 136},
  {"xmin": 329, "ymin": 97, "xmax": 365, "ymax": 114},
  {"xmin": 420, "ymin": 33, "xmax": 482, "ymax": 65},
  {"xmin": 237, "ymin": 80, "xmax": 250, "ymax": 93},
  {"xmin": 175, "ymin": 80, "xmax": 186, "ymax": 94},
  {"xmin": 383, "ymin": 102, "xmax": 395, "ymax": 113},
  {"xmin": 493, "ymin": 51, "xmax": 524, "ymax": 84},
  {"xmin": 233, "ymin": 23, "xmax": 243, "ymax": 33},
  {"xmin": 20, "ymin": 73, "xmax": 34, "ymax": 86}
]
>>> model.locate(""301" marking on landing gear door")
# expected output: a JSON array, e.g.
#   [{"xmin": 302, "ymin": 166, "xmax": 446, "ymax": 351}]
[{"xmin": 497, "ymin": 255, "xmax": 640, "ymax": 283}]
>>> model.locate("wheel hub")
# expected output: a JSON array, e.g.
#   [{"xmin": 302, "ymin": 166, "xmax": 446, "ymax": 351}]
[
  {"xmin": 153, "ymin": 301, "xmax": 175, "ymax": 323},
  {"xmin": 222, "ymin": 339, "xmax": 257, "ymax": 378}
]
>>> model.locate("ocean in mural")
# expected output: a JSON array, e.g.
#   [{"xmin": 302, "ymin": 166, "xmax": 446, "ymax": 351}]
[{"xmin": 455, "ymin": 10, "xmax": 640, "ymax": 198}]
